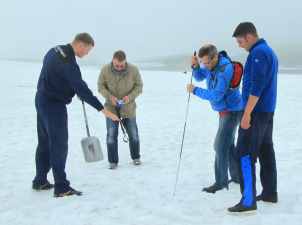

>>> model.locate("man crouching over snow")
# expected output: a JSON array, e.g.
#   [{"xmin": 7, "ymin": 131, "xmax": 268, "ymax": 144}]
[{"xmin": 187, "ymin": 44, "xmax": 243, "ymax": 193}]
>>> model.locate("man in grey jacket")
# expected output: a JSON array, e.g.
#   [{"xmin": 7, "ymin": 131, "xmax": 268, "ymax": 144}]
[{"xmin": 98, "ymin": 50, "xmax": 143, "ymax": 169}]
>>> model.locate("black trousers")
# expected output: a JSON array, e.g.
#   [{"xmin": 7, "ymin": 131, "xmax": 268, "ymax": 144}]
[{"xmin": 236, "ymin": 112, "xmax": 277, "ymax": 206}]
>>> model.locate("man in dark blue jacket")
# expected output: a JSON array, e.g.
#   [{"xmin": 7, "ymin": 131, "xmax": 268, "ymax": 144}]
[
  {"xmin": 228, "ymin": 22, "xmax": 278, "ymax": 212},
  {"xmin": 32, "ymin": 33, "xmax": 119, "ymax": 198},
  {"xmin": 187, "ymin": 44, "xmax": 243, "ymax": 193}
]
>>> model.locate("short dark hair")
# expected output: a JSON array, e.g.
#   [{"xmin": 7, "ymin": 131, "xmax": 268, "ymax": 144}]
[
  {"xmin": 73, "ymin": 33, "xmax": 94, "ymax": 46},
  {"xmin": 113, "ymin": 50, "xmax": 126, "ymax": 61},
  {"xmin": 198, "ymin": 44, "xmax": 218, "ymax": 59},
  {"xmin": 232, "ymin": 22, "xmax": 258, "ymax": 37}
]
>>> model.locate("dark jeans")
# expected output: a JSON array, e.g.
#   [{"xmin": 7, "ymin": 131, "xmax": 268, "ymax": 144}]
[
  {"xmin": 33, "ymin": 92, "xmax": 70, "ymax": 194},
  {"xmin": 106, "ymin": 117, "xmax": 140, "ymax": 163},
  {"xmin": 213, "ymin": 111, "xmax": 241, "ymax": 187},
  {"xmin": 236, "ymin": 112, "xmax": 277, "ymax": 207}
]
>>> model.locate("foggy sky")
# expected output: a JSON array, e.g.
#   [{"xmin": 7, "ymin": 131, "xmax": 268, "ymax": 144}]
[{"xmin": 0, "ymin": 0, "xmax": 301, "ymax": 64}]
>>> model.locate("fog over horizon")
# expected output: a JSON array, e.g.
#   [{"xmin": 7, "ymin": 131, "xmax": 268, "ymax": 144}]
[{"xmin": 0, "ymin": 0, "xmax": 301, "ymax": 67}]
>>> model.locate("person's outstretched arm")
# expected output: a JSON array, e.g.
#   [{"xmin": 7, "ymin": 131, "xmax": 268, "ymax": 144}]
[{"xmin": 65, "ymin": 64, "xmax": 119, "ymax": 121}]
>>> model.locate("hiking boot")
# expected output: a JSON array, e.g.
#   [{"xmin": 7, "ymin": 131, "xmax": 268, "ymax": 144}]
[
  {"xmin": 109, "ymin": 163, "xmax": 118, "ymax": 170},
  {"xmin": 228, "ymin": 202, "xmax": 257, "ymax": 213},
  {"xmin": 32, "ymin": 181, "xmax": 54, "ymax": 191},
  {"xmin": 133, "ymin": 159, "xmax": 142, "ymax": 166},
  {"xmin": 54, "ymin": 187, "xmax": 82, "ymax": 198},
  {"xmin": 256, "ymin": 193, "xmax": 278, "ymax": 203},
  {"xmin": 202, "ymin": 183, "xmax": 226, "ymax": 194}
]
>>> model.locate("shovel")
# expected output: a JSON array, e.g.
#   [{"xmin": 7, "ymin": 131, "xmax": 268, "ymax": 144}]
[{"xmin": 80, "ymin": 100, "xmax": 103, "ymax": 163}]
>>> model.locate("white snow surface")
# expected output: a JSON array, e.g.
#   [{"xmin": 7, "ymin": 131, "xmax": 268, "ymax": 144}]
[{"xmin": 0, "ymin": 60, "xmax": 301, "ymax": 225}]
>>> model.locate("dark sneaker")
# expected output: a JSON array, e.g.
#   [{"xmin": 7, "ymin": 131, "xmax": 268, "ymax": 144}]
[
  {"xmin": 133, "ymin": 159, "xmax": 142, "ymax": 166},
  {"xmin": 32, "ymin": 181, "xmax": 54, "ymax": 191},
  {"xmin": 54, "ymin": 187, "xmax": 82, "ymax": 198},
  {"xmin": 109, "ymin": 163, "xmax": 118, "ymax": 170},
  {"xmin": 228, "ymin": 202, "xmax": 257, "ymax": 213},
  {"xmin": 256, "ymin": 193, "xmax": 278, "ymax": 203},
  {"xmin": 202, "ymin": 184, "xmax": 226, "ymax": 194}
]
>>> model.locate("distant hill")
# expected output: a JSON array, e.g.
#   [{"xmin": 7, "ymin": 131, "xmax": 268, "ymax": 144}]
[
  {"xmin": 138, "ymin": 45, "xmax": 302, "ymax": 74},
  {"xmin": 1, "ymin": 45, "xmax": 301, "ymax": 74}
]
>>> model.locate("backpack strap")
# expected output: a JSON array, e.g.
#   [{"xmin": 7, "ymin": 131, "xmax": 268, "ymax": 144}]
[
  {"xmin": 219, "ymin": 50, "xmax": 232, "ymax": 61},
  {"xmin": 216, "ymin": 63, "xmax": 229, "ymax": 73}
]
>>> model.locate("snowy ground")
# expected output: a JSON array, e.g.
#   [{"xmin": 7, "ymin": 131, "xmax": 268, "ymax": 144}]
[{"xmin": 0, "ymin": 60, "xmax": 301, "ymax": 225}]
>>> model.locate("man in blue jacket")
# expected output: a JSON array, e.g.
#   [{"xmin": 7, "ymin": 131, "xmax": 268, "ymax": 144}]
[
  {"xmin": 187, "ymin": 44, "xmax": 243, "ymax": 193},
  {"xmin": 228, "ymin": 22, "xmax": 278, "ymax": 212},
  {"xmin": 32, "ymin": 33, "xmax": 119, "ymax": 198}
]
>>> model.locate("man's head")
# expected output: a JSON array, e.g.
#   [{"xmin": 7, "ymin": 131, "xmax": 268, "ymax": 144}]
[
  {"xmin": 198, "ymin": 44, "xmax": 219, "ymax": 70},
  {"xmin": 112, "ymin": 50, "xmax": 127, "ymax": 71},
  {"xmin": 71, "ymin": 33, "xmax": 94, "ymax": 58},
  {"xmin": 232, "ymin": 22, "xmax": 259, "ymax": 51}
]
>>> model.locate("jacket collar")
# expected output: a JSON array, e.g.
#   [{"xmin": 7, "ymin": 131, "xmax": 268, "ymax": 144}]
[
  {"xmin": 249, "ymin": 38, "xmax": 266, "ymax": 52},
  {"xmin": 65, "ymin": 44, "xmax": 76, "ymax": 61},
  {"xmin": 110, "ymin": 62, "xmax": 129, "ymax": 76},
  {"xmin": 211, "ymin": 54, "xmax": 227, "ymax": 72}
]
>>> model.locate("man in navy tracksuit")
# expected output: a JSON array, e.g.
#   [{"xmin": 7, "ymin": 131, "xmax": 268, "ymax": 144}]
[
  {"xmin": 187, "ymin": 44, "xmax": 243, "ymax": 193},
  {"xmin": 228, "ymin": 22, "xmax": 278, "ymax": 212},
  {"xmin": 32, "ymin": 33, "xmax": 119, "ymax": 197}
]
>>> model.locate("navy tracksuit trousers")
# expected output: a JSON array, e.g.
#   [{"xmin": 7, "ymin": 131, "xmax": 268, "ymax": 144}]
[{"xmin": 33, "ymin": 92, "xmax": 70, "ymax": 194}]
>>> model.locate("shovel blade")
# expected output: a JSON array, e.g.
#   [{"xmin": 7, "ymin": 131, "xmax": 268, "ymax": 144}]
[{"xmin": 81, "ymin": 136, "xmax": 103, "ymax": 163}]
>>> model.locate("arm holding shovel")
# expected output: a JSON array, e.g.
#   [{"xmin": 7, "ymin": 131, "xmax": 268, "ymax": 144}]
[{"xmin": 66, "ymin": 65, "xmax": 119, "ymax": 122}]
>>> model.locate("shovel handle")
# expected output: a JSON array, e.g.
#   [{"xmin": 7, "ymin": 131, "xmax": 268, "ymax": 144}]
[{"xmin": 81, "ymin": 101, "xmax": 91, "ymax": 137}]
